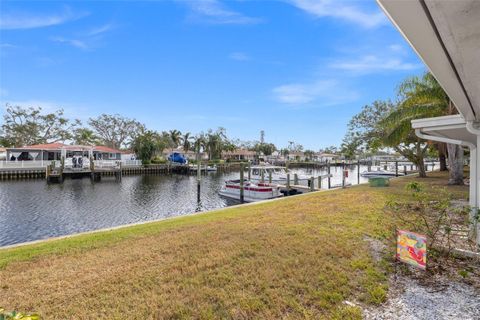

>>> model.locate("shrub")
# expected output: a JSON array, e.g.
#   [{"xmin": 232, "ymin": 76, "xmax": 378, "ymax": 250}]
[{"xmin": 151, "ymin": 157, "xmax": 166, "ymax": 164}]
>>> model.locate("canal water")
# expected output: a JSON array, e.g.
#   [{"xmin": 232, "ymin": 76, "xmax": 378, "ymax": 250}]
[{"xmin": 0, "ymin": 166, "xmax": 371, "ymax": 246}]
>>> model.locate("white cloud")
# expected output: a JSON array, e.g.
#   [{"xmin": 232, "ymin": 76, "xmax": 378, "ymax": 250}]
[
  {"xmin": 51, "ymin": 37, "xmax": 89, "ymax": 50},
  {"xmin": 182, "ymin": 0, "xmax": 262, "ymax": 25},
  {"xmin": 272, "ymin": 79, "xmax": 358, "ymax": 106},
  {"xmin": 229, "ymin": 52, "xmax": 250, "ymax": 61},
  {"xmin": 389, "ymin": 44, "xmax": 405, "ymax": 53},
  {"xmin": 87, "ymin": 23, "xmax": 114, "ymax": 36},
  {"xmin": 51, "ymin": 23, "xmax": 114, "ymax": 50},
  {"xmin": 0, "ymin": 43, "xmax": 17, "ymax": 49},
  {"xmin": 329, "ymin": 55, "xmax": 422, "ymax": 73},
  {"xmin": 0, "ymin": 7, "xmax": 86, "ymax": 30},
  {"xmin": 289, "ymin": 0, "xmax": 387, "ymax": 28}
]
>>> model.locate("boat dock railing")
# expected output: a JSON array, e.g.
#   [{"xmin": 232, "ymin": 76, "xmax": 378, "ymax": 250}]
[
  {"xmin": 0, "ymin": 159, "xmax": 143, "ymax": 169},
  {"xmin": 0, "ymin": 160, "xmax": 54, "ymax": 169}
]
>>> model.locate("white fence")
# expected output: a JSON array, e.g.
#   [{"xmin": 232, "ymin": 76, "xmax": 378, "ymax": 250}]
[
  {"xmin": 121, "ymin": 160, "xmax": 142, "ymax": 167},
  {"xmin": 0, "ymin": 159, "xmax": 143, "ymax": 169},
  {"xmin": 0, "ymin": 160, "xmax": 54, "ymax": 169}
]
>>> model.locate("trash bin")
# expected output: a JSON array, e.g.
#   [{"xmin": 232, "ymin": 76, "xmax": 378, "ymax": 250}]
[{"xmin": 368, "ymin": 177, "xmax": 390, "ymax": 187}]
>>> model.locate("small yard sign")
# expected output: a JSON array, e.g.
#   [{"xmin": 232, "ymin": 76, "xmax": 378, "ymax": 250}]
[{"xmin": 396, "ymin": 230, "xmax": 427, "ymax": 270}]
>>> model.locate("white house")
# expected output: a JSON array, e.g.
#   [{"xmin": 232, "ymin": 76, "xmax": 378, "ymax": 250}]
[
  {"xmin": 315, "ymin": 153, "xmax": 339, "ymax": 163},
  {"xmin": 6, "ymin": 142, "xmax": 123, "ymax": 161},
  {"xmin": 222, "ymin": 149, "xmax": 256, "ymax": 161},
  {"xmin": 377, "ymin": 0, "xmax": 480, "ymax": 245},
  {"xmin": 286, "ymin": 152, "xmax": 305, "ymax": 161}
]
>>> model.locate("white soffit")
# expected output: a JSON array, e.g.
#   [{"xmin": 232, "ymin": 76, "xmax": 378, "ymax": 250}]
[
  {"xmin": 377, "ymin": 0, "xmax": 479, "ymax": 121},
  {"xmin": 412, "ymin": 115, "xmax": 477, "ymax": 145}
]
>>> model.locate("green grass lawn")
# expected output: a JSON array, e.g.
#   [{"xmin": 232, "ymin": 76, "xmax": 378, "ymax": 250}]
[{"xmin": 0, "ymin": 171, "xmax": 468, "ymax": 319}]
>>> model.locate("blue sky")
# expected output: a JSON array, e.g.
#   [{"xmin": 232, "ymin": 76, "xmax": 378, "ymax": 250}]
[{"xmin": 0, "ymin": 0, "xmax": 425, "ymax": 150}]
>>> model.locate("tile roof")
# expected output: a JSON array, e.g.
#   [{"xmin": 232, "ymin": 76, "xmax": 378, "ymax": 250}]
[{"xmin": 8, "ymin": 143, "xmax": 122, "ymax": 153}]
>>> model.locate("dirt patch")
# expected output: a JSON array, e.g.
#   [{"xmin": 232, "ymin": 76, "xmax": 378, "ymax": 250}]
[
  {"xmin": 364, "ymin": 236, "xmax": 387, "ymax": 263},
  {"xmin": 364, "ymin": 272, "xmax": 480, "ymax": 320}
]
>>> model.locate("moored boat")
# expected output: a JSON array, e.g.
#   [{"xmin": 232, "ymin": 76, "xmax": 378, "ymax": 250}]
[
  {"xmin": 219, "ymin": 180, "xmax": 282, "ymax": 202},
  {"xmin": 248, "ymin": 165, "xmax": 310, "ymax": 184},
  {"xmin": 360, "ymin": 169, "xmax": 405, "ymax": 178}
]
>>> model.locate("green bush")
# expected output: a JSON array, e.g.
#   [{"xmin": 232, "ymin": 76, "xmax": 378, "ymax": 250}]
[
  {"xmin": 151, "ymin": 157, "xmax": 166, "ymax": 164},
  {"xmin": 142, "ymin": 159, "xmax": 151, "ymax": 165}
]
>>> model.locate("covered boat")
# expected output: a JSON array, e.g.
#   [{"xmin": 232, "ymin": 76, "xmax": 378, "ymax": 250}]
[
  {"xmin": 360, "ymin": 166, "xmax": 405, "ymax": 178},
  {"xmin": 219, "ymin": 180, "xmax": 282, "ymax": 202},
  {"xmin": 249, "ymin": 165, "xmax": 309, "ymax": 184}
]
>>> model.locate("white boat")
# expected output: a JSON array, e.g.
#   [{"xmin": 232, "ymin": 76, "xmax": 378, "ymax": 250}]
[
  {"xmin": 207, "ymin": 165, "xmax": 217, "ymax": 172},
  {"xmin": 219, "ymin": 180, "xmax": 282, "ymax": 202},
  {"xmin": 360, "ymin": 168, "xmax": 404, "ymax": 178},
  {"xmin": 189, "ymin": 164, "xmax": 217, "ymax": 172},
  {"xmin": 248, "ymin": 165, "xmax": 310, "ymax": 184}
]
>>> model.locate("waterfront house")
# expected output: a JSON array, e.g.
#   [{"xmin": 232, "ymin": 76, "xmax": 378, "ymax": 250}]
[
  {"xmin": 315, "ymin": 152, "xmax": 339, "ymax": 163},
  {"xmin": 0, "ymin": 147, "xmax": 6, "ymax": 160},
  {"xmin": 6, "ymin": 142, "xmax": 123, "ymax": 161},
  {"xmin": 162, "ymin": 148, "xmax": 208, "ymax": 161},
  {"xmin": 222, "ymin": 149, "xmax": 256, "ymax": 161},
  {"xmin": 287, "ymin": 152, "xmax": 305, "ymax": 161}
]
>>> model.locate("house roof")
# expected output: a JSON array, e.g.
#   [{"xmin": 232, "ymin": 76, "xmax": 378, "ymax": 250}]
[
  {"xmin": 377, "ymin": 0, "xmax": 480, "ymax": 121},
  {"xmin": 7, "ymin": 143, "xmax": 122, "ymax": 154},
  {"xmin": 222, "ymin": 149, "xmax": 256, "ymax": 156},
  {"xmin": 318, "ymin": 153, "xmax": 339, "ymax": 157}
]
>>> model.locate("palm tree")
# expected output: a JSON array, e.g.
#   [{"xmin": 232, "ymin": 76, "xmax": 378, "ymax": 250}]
[
  {"xmin": 182, "ymin": 132, "xmax": 193, "ymax": 154},
  {"xmin": 380, "ymin": 110, "xmax": 430, "ymax": 178},
  {"xmin": 73, "ymin": 128, "xmax": 100, "ymax": 146},
  {"xmin": 193, "ymin": 134, "xmax": 206, "ymax": 162},
  {"xmin": 169, "ymin": 130, "xmax": 182, "ymax": 148},
  {"xmin": 393, "ymin": 72, "xmax": 463, "ymax": 183}
]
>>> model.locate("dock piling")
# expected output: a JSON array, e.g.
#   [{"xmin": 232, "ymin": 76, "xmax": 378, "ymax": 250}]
[
  {"xmin": 357, "ymin": 160, "xmax": 360, "ymax": 185},
  {"xmin": 327, "ymin": 162, "xmax": 331, "ymax": 189},
  {"xmin": 240, "ymin": 163, "xmax": 245, "ymax": 203},
  {"xmin": 286, "ymin": 173, "xmax": 290, "ymax": 195}
]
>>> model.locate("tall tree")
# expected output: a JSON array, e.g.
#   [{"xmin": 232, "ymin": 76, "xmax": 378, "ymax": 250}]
[
  {"xmin": 132, "ymin": 130, "xmax": 168, "ymax": 163},
  {"xmin": 88, "ymin": 114, "xmax": 145, "ymax": 149},
  {"xmin": 342, "ymin": 100, "xmax": 395, "ymax": 154},
  {"xmin": 1, "ymin": 104, "xmax": 79, "ymax": 146},
  {"xmin": 169, "ymin": 130, "xmax": 182, "ymax": 149},
  {"xmin": 380, "ymin": 108, "xmax": 430, "ymax": 178},
  {"xmin": 344, "ymin": 100, "xmax": 430, "ymax": 177},
  {"xmin": 304, "ymin": 149, "xmax": 315, "ymax": 161},
  {"xmin": 254, "ymin": 142, "xmax": 276, "ymax": 156},
  {"xmin": 181, "ymin": 132, "xmax": 192, "ymax": 153},
  {"xmin": 397, "ymin": 72, "xmax": 463, "ymax": 184},
  {"xmin": 73, "ymin": 128, "xmax": 100, "ymax": 146},
  {"xmin": 203, "ymin": 127, "xmax": 228, "ymax": 160}
]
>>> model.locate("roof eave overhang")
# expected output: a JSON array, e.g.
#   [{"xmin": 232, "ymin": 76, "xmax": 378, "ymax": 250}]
[
  {"xmin": 376, "ymin": 0, "xmax": 476, "ymax": 121},
  {"xmin": 411, "ymin": 115, "xmax": 477, "ymax": 148}
]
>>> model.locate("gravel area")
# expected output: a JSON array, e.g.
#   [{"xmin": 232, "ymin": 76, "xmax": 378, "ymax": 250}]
[{"xmin": 364, "ymin": 274, "xmax": 480, "ymax": 320}]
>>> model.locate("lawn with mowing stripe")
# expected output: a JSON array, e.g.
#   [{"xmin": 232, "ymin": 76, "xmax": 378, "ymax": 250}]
[{"xmin": 0, "ymin": 171, "xmax": 468, "ymax": 319}]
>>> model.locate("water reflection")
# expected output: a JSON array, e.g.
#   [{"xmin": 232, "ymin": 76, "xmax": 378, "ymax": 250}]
[{"xmin": 0, "ymin": 166, "xmax": 370, "ymax": 246}]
